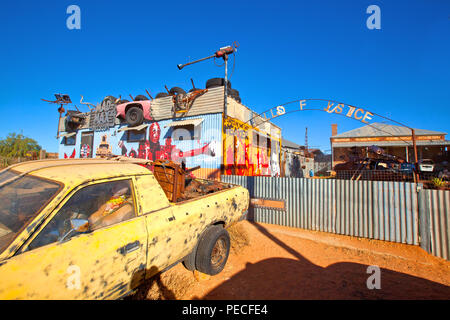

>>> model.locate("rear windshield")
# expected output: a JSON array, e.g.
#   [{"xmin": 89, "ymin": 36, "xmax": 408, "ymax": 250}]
[
  {"xmin": 0, "ymin": 170, "xmax": 61, "ymax": 255},
  {"xmin": 421, "ymin": 160, "xmax": 433, "ymax": 165}
]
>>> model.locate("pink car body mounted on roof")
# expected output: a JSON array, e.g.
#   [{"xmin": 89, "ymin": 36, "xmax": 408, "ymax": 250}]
[{"xmin": 116, "ymin": 100, "xmax": 153, "ymax": 121}]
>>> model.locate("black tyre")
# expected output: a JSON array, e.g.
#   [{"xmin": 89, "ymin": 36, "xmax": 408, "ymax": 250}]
[
  {"xmin": 155, "ymin": 92, "xmax": 169, "ymax": 98},
  {"xmin": 195, "ymin": 225, "xmax": 230, "ymax": 275},
  {"xmin": 101, "ymin": 95, "xmax": 117, "ymax": 107},
  {"xmin": 182, "ymin": 246, "xmax": 197, "ymax": 271},
  {"xmin": 134, "ymin": 95, "xmax": 148, "ymax": 101},
  {"xmin": 117, "ymin": 99, "xmax": 130, "ymax": 105},
  {"xmin": 125, "ymin": 106, "xmax": 144, "ymax": 126},
  {"xmin": 230, "ymin": 95, "xmax": 241, "ymax": 103},
  {"xmin": 64, "ymin": 117, "xmax": 77, "ymax": 132},
  {"xmin": 206, "ymin": 78, "xmax": 231, "ymax": 89},
  {"xmin": 169, "ymin": 87, "xmax": 186, "ymax": 95},
  {"xmin": 227, "ymin": 88, "xmax": 239, "ymax": 96}
]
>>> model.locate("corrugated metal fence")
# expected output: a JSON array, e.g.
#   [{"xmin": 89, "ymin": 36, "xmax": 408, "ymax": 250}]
[
  {"xmin": 419, "ymin": 188, "xmax": 450, "ymax": 260},
  {"xmin": 221, "ymin": 175, "xmax": 450, "ymax": 260}
]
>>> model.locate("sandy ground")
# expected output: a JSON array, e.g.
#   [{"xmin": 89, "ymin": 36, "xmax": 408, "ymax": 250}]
[{"xmin": 131, "ymin": 220, "xmax": 450, "ymax": 300}]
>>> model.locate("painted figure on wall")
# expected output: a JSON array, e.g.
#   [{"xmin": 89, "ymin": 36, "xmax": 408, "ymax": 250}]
[{"xmin": 119, "ymin": 121, "xmax": 216, "ymax": 164}]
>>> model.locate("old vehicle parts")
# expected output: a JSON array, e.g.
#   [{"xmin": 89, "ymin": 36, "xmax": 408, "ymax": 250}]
[
  {"xmin": 116, "ymin": 99, "xmax": 152, "ymax": 127},
  {"xmin": 65, "ymin": 110, "xmax": 86, "ymax": 132},
  {"xmin": 42, "ymin": 93, "xmax": 80, "ymax": 137}
]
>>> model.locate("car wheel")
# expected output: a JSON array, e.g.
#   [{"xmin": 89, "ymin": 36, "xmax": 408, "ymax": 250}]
[
  {"xmin": 195, "ymin": 225, "xmax": 230, "ymax": 275},
  {"xmin": 125, "ymin": 106, "xmax": 144, "ymax": 126}
]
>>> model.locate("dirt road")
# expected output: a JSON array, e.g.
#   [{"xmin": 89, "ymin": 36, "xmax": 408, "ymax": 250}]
[{"xmin": 132, "ymin": 221, "xmax": 450, "ymax": 300}]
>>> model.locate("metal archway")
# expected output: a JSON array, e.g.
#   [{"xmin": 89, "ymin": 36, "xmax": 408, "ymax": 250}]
[{"xmin": 243, "ymin": 98, "xmax": 420, "ymax": 179}]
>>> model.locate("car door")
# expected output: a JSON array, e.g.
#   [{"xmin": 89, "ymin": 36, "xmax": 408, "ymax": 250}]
[{"xmin": 0, "ymin": 177, "xmax": 147, "ymax": 300}]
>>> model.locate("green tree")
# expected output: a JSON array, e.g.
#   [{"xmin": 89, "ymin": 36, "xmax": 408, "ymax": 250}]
[{"xmin": 0, "ymin": 133, "xmax": 42, "ymax": 158}]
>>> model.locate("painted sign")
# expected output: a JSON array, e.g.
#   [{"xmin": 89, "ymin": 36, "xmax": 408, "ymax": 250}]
[
  {"xmin": 89, "ymin": 100, "xmax": 116, "ymax": 131},
  {"xmin": 223, "ymin": 116, "xmax": 281, "ymax": 177},
  {"xmin": 247, "ymin": 99, "xmax": 376, "ymax": 127}
]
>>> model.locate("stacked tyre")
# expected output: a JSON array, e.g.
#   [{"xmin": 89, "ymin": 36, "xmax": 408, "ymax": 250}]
[{"xmin": 205, "ymin": 78, "xmax": 241, "ymax": 103}]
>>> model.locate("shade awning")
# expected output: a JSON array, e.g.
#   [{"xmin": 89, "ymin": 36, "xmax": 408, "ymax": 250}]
[
  {"xmin": 164, "ymin": 118, "xmax": 204, "ymax": 128},
  {"xmin": 58, "ymin": 132, "xmax": 76, "ymax": 138},
  {"xmin": 118, "ymin": 124, "xmax": 149, "ymax": 132}
]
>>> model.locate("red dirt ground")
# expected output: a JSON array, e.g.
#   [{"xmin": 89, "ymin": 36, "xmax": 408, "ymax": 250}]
[{"xmin": 134, "ymin": 220, "xmax": 450, "ymax": 300}]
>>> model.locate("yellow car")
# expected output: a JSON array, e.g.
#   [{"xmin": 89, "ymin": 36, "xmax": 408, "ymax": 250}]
[{"xmin": 0, "ymin": 159, "xmax": 249, "ymax": 299}]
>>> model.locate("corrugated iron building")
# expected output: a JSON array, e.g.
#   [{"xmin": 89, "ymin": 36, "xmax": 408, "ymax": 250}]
[
  {"xmin": 331, "ymin": 123, "xmax": 450, "ymax": 168},
  {"xmin": 57, "ymin": 86, "xmax": 282, "ymax": 180}
]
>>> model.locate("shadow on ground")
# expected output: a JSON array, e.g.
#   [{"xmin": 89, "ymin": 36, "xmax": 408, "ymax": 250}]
[{"xmin": 196, "ymin": 222, "xmax": 450, "ymax": 300}]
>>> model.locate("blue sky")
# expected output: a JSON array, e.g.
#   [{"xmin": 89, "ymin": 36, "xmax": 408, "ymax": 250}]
[{"xmin": 0, "ymin": 0, "xmax": 449, "ymax": 153}]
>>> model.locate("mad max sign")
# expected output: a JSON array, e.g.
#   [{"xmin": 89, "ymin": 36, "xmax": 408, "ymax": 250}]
[{"xmin": 89, "ymin": 99, "xmax": 117, "ymax": 131}]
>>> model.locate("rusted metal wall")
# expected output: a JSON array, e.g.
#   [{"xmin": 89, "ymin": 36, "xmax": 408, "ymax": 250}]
[
  {"xmin": 221, "ymin": 175, "xmax": 421, "ymax": 246},
  {"xmin": 420, "ymin": 189, "xmax": 450, "ymax": 260}
]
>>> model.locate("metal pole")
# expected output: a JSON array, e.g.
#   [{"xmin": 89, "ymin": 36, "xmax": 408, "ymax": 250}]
[
  {"xmin": 224, "ymin": 54, "xmax": 228, "ymax": 118},
  {"xmin": 412, "ymin": 128, "xmax": 419, "ymax": 182}
]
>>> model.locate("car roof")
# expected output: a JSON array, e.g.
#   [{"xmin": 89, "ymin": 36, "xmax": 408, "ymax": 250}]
[{"xmin": 5, "ymin": 159, "xmax": 151, "ymax": 186}]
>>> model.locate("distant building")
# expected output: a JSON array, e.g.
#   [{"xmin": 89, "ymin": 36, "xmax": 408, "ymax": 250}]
[
  {"xmin": 330, "ymin": 123, "xmax": 450, "ymax": 168},
  {"xmin": 281, "ymin": 139, "xmax": 314, "ymax": 177}
]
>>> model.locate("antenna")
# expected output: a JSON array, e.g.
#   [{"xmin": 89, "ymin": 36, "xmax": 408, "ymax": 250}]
[{"xmin": 176, "ymin": 42, "xmax": 239, "ymax": 118}]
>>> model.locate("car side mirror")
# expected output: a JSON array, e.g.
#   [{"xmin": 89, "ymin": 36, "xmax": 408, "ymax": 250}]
[
  {"xmin": 71, "ymin": 219, "xmax": 89, "ymax": 232},
  {"xmin": 59, "ymin": 219, "xmax": 90, "ymax": 243}
]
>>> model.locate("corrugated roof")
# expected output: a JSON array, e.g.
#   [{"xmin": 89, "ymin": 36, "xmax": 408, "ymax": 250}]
[
  {"xmin": 282, "ymin": 138, "xmax": 302, "ymax": 149},
  {"xmin": 333, "ymin": 140, "xmax": 450, "ymax": 148},
  {"xmin": 333, "ymin": 122, "xmax": 447, "ymax": 138}
]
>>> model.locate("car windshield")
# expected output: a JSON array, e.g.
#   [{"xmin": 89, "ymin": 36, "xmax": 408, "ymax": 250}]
[
  {"xmin": 0, "ymin": 170, "xmax": 61, "ymax": 255},
  {"xmin": 421, "ymin": 160, "xmax": 434, "ymax": 165}
]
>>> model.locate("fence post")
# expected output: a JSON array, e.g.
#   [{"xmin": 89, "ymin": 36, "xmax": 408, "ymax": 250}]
[{"xmin": 418, "ymin": 187, "xmax": 431, "ymax": 253}]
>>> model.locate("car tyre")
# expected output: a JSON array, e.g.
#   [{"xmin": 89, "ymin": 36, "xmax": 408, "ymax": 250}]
[
  {"xmin": 206, "ymin": 78, "xmax": 231, "ymax": 89},
  {"xmin": 195, "ymin": 225, "xmax": 230, "ymax": 275},
  {"xmin": 125, "ymin": 106, "xmax": 144, "ymax": 126}
]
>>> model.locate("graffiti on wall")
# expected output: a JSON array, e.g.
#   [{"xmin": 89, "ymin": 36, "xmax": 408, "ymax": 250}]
[
  {"xmin": 116, "ymin": 122, "xmax": 218, "ymax": 165},
  {"xmin": 96, "ymin": 134, "xmax": 113, "ymax": 157},
  {"xmin": 64, "ymin": 149, "xmax": 76, "ymax": 159},
  {"xmin": 223, "ymin": 116, "xmax": 281, "ymax": 176}
]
